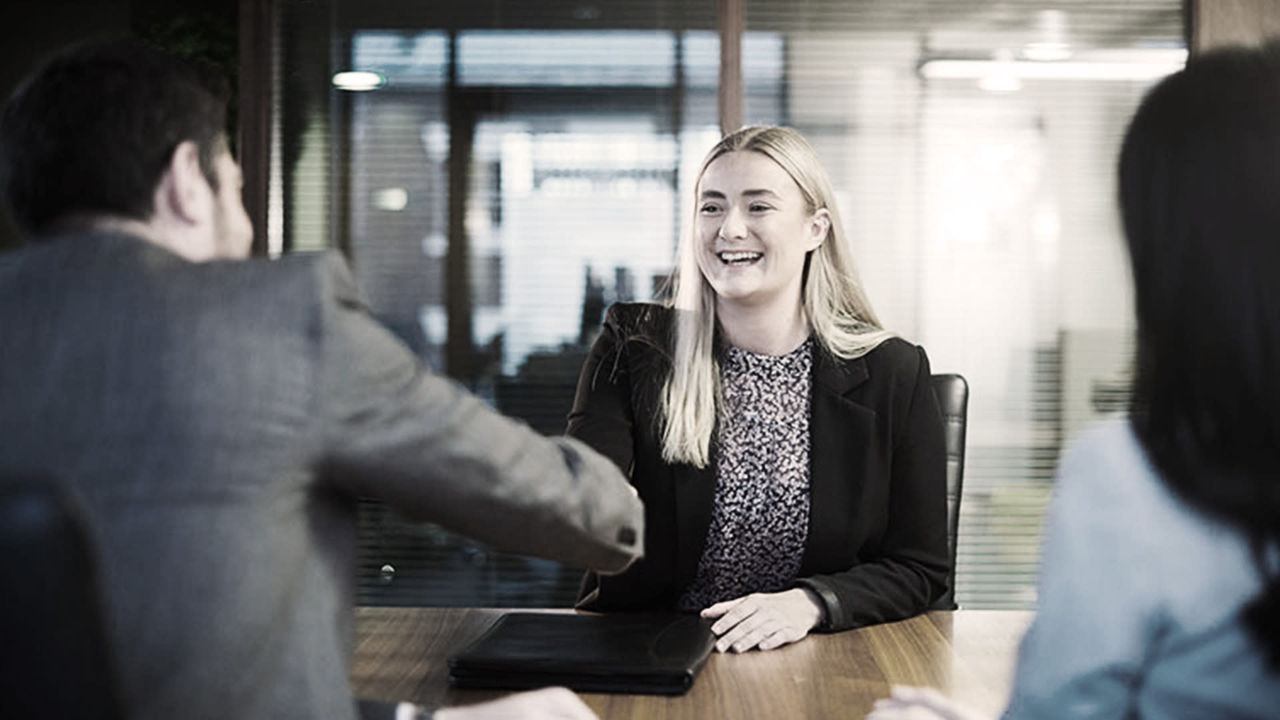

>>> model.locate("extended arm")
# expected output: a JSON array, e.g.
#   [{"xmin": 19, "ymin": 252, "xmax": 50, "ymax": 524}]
[{"xmin": 315, "ymin": 254, "xmax": 642, "ymax": 573}]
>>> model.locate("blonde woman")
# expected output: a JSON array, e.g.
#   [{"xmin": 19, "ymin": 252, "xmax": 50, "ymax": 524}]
[{"xmin": 568, "ymin": 126, "xmax": 949, "ymax": 653}]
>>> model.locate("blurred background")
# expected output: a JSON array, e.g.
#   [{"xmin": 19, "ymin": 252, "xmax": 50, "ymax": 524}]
[{"xmin": 1, "ymin": 0, "xmax": 1205, "ymax": 610}]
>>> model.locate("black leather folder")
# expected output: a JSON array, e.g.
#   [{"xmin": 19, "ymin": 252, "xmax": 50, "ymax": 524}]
[{"xmin": 447, "ymin": 612, "xmax": 716, "ymax": 695}]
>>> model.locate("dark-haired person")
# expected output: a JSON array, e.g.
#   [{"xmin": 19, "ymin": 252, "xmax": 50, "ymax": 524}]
[
  {"xmin": 569, "ymin": 125, "xmax": 949, "ymax": 653},
  {"xmin": 869, "ymin": 43, "xmax": 1280, "ymax": 720},
  {"xmin": 0, "ymin": 40, "xmax": 641, "ymax": 720}
]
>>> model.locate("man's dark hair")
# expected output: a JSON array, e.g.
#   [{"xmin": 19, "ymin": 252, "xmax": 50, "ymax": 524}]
[
  {"xmin": 1120, "ymin": 42, "xmax": 1280, "ymax": 668},
  {"xmin": 0, "ymin": 39, "xmax": 230, "ymax": 236}
]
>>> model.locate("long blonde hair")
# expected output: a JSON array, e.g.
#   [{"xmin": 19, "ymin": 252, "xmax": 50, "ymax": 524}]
[{"xmin": 659, "ymin": 126, "xmax": 893, "ymax": 467}]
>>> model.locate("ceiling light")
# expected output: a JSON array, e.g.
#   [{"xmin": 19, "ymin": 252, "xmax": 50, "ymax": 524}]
[
  {"xmin": 332, "ymin": 71, "xmax": 385, "ymax": 91},
  {"xmin": 920, "ymin": 49, "xmax": 1186, "ymax": 83},
  {"xmin": 373, "ymin": 188, "xmax": 408, "ymax": 211},
  {"xmin": 978, "ymin": 49, "xmax": 1022, "ymax": 92},
  {"xmin": 1023, "ymin": 42, "xmax": 1072, "ymax": 62}
]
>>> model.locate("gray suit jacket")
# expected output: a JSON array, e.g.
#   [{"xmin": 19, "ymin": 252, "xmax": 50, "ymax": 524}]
[{"xmin": 0, "ymin": 232, "xmax": 643, "ymax": 720}]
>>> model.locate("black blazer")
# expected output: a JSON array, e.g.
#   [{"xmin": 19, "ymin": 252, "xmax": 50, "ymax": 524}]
[{"xmin": 569, "ymin": 303, "xmax": 950, "ymax": 631}]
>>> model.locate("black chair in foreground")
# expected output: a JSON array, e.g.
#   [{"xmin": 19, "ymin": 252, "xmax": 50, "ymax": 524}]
[
  {"xmin": 0, "ymin": 477, "xmax": 124, "ymax": 720},
  {"xmin": 929, "ymin": 374, "xmax": 969, "ymax": 611}
]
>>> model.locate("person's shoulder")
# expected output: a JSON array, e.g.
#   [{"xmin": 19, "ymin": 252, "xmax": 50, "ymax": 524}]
[
  {"xmin": 1059, "ymin": 418, "xmax": 1234, "ymax": 525},
  {"xmin": 301, "ymin": 249, "xmax": 361, "ymax": 300},
  {"xmin": 1054, "ymin": 417, "xmax": 1163, "ymax": 510},
  {"xmin": 1052, "ymin": 418, "xmax": 1259, "ymax": 592},
  {"xmin": 865, "ymin": 335, "xmax": 920, "ymax": 361},
  {"xmin": 1063, "ymin": 417, "xmax": 1142, "ymax": 460},
  {"xmin": 1060, "ymin": 418, "xmax": 1147, "ymax": 475},
  {"xmin": 0, "ymin": 238, "xmax": 50, "ymax": 277},
  {"xmin": 224, "ymin": 249, "xmax": 361, "ymax": 304},
  {"xmin": 247, "ymin": 248, "xmax": 347, "ymax": 279},
  {"xmin": 604, "ymin": 301, "xmax": 672, "ymax": 338},
  {"xmin": 857, "ymin": 335, "xmax": 929, "ymax": 379}
]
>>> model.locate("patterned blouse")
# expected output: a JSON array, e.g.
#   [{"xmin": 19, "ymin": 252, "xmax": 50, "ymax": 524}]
[{"xmin": 678, "ymin": 337, "xmax": 813, "ymax": 611}]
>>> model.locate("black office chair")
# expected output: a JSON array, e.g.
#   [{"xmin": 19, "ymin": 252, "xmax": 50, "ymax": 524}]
[
  {"xmin": 0, "ymin": 477, "xmax": 124, "ymax": 719},
  {"xmin": 929, "ymin": 374, "xmax": 969, "ymax": 611}
]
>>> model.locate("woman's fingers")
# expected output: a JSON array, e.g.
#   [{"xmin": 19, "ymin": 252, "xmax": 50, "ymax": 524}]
[
  {"xmin": 699, "ymin": 597, "xmax": 742, "ymax": 619},
  {"xmin": 712, "ymin": 604, "xmax": 764, "ymax": 651},
  {"xmin": 723, "ymin": 614, "xmax": 779, "ymax": 652},
  {"xmin": 702, "ymin": 589, "xmax": 823, "ymax": 652},
  {"xmin": 756, "ymin": 625, "xmax": 802, "ymax": 651},
  {"xmin": 708, "ymin": 597, "xmax": 759, "ymax": 637}
]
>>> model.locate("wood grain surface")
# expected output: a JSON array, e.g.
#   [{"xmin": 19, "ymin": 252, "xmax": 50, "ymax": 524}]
[{"xmin": 351, "ymin": 607, "xmax": 1032, "ymax": 719}]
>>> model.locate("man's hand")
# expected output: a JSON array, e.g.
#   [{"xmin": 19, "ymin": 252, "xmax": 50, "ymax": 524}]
[
  {"xmin": 700, "ymin": 588, "xmax": 824, "ymax": 652},
  {"xmin": 865, "ymin": 685, "xmax": 991, "ymax": 720},
  {"xmin": 433, "ymin": 687, "xmax": 599, "ymax": 720}
]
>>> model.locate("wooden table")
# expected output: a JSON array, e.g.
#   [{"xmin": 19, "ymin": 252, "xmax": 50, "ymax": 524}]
[{"xmin": 351, "ymin": 608, "xmax": 1032, "ymax": 719}]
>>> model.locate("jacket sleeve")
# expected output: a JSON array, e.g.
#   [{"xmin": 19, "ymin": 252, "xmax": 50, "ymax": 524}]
[
  {"xmin": 794, "ymin": 344, "xmax": 951, "ymax": 630},
  {"xmin": 567, "ymin": 305, "xmax": 658, "ymax": 606},
  {"xmin": 565, "ymin": 306, "xmax": 636, "ymax": 477},
  {"xmin": 312, "ymin": 253, "xmax": 643, "ymax": 573}
]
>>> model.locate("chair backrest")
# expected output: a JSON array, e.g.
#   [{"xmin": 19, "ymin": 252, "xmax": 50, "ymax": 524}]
[
  {"xmin": 929, "ymin": 374, "xmax": 969, "ymax": 611},
  {"xmin": 0, "ymin": 477, "xmax": 124, "ymax": 720}
]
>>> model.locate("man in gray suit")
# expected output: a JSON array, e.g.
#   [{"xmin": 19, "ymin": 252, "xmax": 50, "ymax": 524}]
[{"xmin": 0, "ymin": 41, "xmax": 641, "ymax": 720}]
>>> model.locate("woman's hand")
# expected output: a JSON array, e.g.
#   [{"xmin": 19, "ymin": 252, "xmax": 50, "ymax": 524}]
[
  {"xmin": 865, "ymin": 685, "xmax": 990, "ymax": 720},
  {"xmin": 700, "ymin": 588, "xmax": 825, "ymax": 652}
]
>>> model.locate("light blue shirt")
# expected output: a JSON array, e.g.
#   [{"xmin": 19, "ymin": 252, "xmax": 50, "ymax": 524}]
[{"xmin": 1003, "ymin": 419, "xmax": 1280, "ymax": 719}]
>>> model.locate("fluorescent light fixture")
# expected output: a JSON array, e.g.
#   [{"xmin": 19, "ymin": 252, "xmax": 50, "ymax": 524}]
[
  {"xmin": 979, "ymin": 72, "xmax": 1022, "ymax": 93},
  {"xmin": 920, "ymin": 49, "xmax": 1187, "ymax": 83},
  {"xmin": 332, "ymin": 71, "xmax": 385, "ymax": 91},
  {"xmin": 978, "ymin": 48, "xmax": 1022, "ymax": 92},
  {"xmin": 1023, "ymin": 42, "xmax": 1072, "ymax": 62},
  {"xmin": 372, "ymin": 187, "xmax": 408, "ymax": 211}
]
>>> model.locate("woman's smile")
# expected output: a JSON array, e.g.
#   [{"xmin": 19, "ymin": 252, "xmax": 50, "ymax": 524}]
[{"xmin": 717, "ymin": 250, "xmax": 764, "ymax": 266}]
